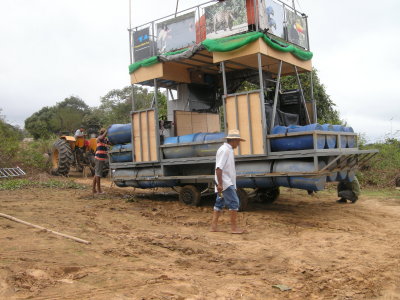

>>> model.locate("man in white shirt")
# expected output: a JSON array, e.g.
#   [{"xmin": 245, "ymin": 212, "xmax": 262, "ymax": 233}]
[
  {"xmin": 74, "ymin": 126, "xmax": 85, "ymax": 139},
  {"xmin": 211, "ymin": 129, "xmax": 246, "ymax": 234}
]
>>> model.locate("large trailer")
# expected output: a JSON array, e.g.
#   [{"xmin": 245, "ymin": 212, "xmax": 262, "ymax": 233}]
[{"xmin": 109, "ymin": 0, "xmax": 377, "ymax": 209}]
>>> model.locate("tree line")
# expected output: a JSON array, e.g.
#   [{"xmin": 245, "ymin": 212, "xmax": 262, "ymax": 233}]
[{"xmin": 24, "ymin": 86, "xmax": 166, "ymax": 139}]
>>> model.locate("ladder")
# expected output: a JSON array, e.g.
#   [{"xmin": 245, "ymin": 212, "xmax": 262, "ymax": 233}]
[{"xmin": 0, "ymin": 167, "xmax": 26, "ymax": 178}]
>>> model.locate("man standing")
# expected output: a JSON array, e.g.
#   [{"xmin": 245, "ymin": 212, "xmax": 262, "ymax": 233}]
[
  {"xmin": 211, "ymin": 129, "xmax": 246, "ymax": 234},
  {"xmin": 92, "ymin": 128, "xmax": 108, "ymax": 195}
]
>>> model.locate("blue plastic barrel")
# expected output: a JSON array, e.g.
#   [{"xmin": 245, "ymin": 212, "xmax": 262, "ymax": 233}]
[
  {"xmin": 204, "ymin": 132, "xmax": 226, "ymax": 141},
  {"xmin": 344, "ymin": 127, "xmax": 356, "ymax": 148},
  {"xmin": 193, "ymin": 132, "xmax": 207, "ymax": 143},
  {"xmin": 271, "ymin": 126, "xmax": 287, "ymax": 135},
  {"xmin": 336, "ymin": 169, "xmax": 347, "ymax": 181},
  {"xmin": 107, "ymin": 124, "xmax": 132, "ymax": 145},
  {"xmin": 347, "ymin": 169, "xmax": 356, "ymax": 182},
  {"xmin": 332, "ymin": 125, "xmax": 347, "ymax": 148},
  {"xmin": 163, "ymin": 136, "xmax": 179, "ymax": 144},
  {"xmin": 109, "ymin": 143, "xmax": 133, "ymax": 163},
  {"xmin": 321, "ymin": 124, "xmax": 336, "ymax": 149},
  {"xmin": 325, "ymin": 156, "xmax": 337, "ymax": 182},
  {"xmin": 135, "ymin": 180, "xmax": 178, "ymax": 188},
  {"xmin": 272, "ymin": 160, "xmax": 326, "ymax": 191},
  {"xmin": 236, "ymin": 161, "xmax": 274, "ymax": 188},
  {"xmin": 270, "ymin": 124, "xmax": 325, "ymax": 151},
  {"xmin": 178, "ymin": 133, "xmax": 197, "ymax": 143}
]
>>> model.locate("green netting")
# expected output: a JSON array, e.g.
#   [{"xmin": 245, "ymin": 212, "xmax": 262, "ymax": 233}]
[
  {"xmin": 202, "ymin": 31, "xmax": 313, "ymax": 61},
  {"xmin": 129, "ymin": 48, "xmax": 189, "ymax": 73},
  {"xmin": 129, "ymin": 31, "xmax": 313, "ymax": 74}
]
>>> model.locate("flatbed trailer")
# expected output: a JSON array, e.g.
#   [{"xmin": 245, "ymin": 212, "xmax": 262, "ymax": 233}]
[{"xmin": 110, "ymin": 0, "xmax": 377, "ymax": 208}]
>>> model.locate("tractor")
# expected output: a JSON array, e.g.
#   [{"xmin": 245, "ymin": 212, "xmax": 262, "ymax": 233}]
[{"xmin": 50, "ymin": 134, "xmax": 109, "ymax": 177}]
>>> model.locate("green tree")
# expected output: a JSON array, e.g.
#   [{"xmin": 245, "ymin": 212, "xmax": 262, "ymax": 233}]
[
  {"xmin": 25, "ymin": 96, "xmax": 91, "ymax": 138},
  {"xmin": 98, "ymin": 85, "xmax": 166, "ymax": 125},
  {"xmin": 53, "ymin": 96, "xmax": 90, "ymax": 133},
  {"xmin": 25, "ymin": 106, "xmax": 58, "ymax": 139}
]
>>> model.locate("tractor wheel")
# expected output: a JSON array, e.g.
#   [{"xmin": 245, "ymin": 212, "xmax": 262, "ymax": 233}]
[
  {"xmin": 179, "ymin": 185, "xmax": 201, "ymax": 206},
  {"xmin": 256, "ymin": 187, "xmax": 280, "ymax": 204},
  {"xmin": 236, "ymin": 188, "xmax": 249, "ymax": 211},
  {"xmin": 51, "ymin": 139, "xmax": 73, "ymax": 176}
]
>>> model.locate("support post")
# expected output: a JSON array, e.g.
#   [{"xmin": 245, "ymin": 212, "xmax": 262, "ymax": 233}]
[
  {"xmin": 220, "ymin": 62, "xmax": 228, "ymax": 133},
  {"xmin": 270, "ymin": 60, "xmax": 283, "ymax": 132},
  {"xmin": 294, "ymin": 66, "xmax": 311, "ymax": 124},
  {"xmin": 154, "ymin": 79, "xmax": 161, "ymax": 162},
  {"xmin": 310, "ymin": 70, "xmax": 317, "ymax": 123},
  {"xmin": 257, "ymin": 53, "xmax": 267, "ymax": 154}
]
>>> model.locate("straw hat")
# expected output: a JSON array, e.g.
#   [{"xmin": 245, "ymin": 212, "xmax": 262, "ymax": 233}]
[{"xmin": 226, "ymin": 129, "xmax": 245, "ymax": 141}]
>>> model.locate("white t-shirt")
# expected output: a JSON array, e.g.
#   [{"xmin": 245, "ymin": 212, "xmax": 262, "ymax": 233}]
[
  {"xmin": 74, "ymin": 129, "xmax": 84, "ymax": 138},
  {"xmin": 215, "ymin": 142, "xmax": 236, "ymax": 192}
]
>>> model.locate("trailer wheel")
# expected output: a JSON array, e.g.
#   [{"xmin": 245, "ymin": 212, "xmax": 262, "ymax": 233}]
[
  {"xmin": 179, "ymin": 185, "xmax": 201, "ymax": 206},
  {"xmin": 256, "ymin": 187, "xmax": 280, "ymax": 204},
  {"xmin": 236, "ymin": 188, "xmax": 249, "ymax": 211}
]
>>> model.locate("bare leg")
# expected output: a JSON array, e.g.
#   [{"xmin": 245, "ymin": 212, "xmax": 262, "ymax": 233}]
[
  {"xmin": 96, "ymin": 177, "xmax": 103, "ymax": 194},
  {"xmin": 92, "ymin": 176, "xmax": 97, "ymax": 194},
  {"xmin": 230, "ymin": 210, "xmax": 246, "ymax": 234},
  {"xmin": 210, "ymin": 211, "xmax": 224, "ymax": 232}
]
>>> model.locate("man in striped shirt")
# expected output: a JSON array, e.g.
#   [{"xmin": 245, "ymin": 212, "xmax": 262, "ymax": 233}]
[{"xmin": 92, "ymin": 128, "xmax": 108, "ymax": 194}]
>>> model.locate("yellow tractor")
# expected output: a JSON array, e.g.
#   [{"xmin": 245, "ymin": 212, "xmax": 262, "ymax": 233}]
[{"xmin": 51, "ymin": 135, "xmax": 108, "ymax": 177}]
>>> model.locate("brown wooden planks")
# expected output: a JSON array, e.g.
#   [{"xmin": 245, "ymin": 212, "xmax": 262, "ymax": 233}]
[
  {"xmin": 174, "ymin": 110, "xmax": 221, "ymax": 136},
  {"xmin": 132, "ymin": 110, "xmax": 158, "ymax": 162},
  {"xmin": 225, "ymin": 92, "xmax": 265, "ymax": 156}
]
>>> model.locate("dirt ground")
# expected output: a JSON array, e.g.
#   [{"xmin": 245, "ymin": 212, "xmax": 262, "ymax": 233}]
[{"xmin": 1, "ymin": 174, "xmax": 400, "ymax": 300}]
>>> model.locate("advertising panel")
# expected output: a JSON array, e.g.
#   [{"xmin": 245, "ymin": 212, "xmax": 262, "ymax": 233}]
[
  {"xmin": 204, "ymin": 0, "xmax": 248, "ymax": 39},
  {"xmin": 132, "ymin": 27, "xmax": 151, "ymax": 62},
  {"xmin": 285, "ymin": 8, "xmax": 308, "ymax": 49},
  {"xmin": 156, "ymin": 12, "xmax": 196, "ymax": 54},
  {"xmin": 258, "ymin": 0, "xmax": 285, "ymax": 39}
]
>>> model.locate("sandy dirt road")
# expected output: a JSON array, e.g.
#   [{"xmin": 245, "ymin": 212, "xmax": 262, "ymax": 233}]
[{"xmin": 1, "ymin": 175, "xmax": 400, "ymax": 300}]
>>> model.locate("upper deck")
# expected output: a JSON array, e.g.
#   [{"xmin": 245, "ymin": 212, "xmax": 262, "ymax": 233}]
[{"xmin": 128, "ymin": 0, "xmax": 313, "ymax": 88}]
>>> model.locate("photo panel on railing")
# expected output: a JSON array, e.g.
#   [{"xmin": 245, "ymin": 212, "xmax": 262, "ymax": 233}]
[
  {"xmin": 201, "ymin": 0, "xmax": 249, "ymax": 39},
  {"xmin": 155, "ymin": 11, "xmax": 197, "ymax": 55},
  {"xmin": 284, "ymin": 5, "xmax": 309, "ymax": 50},
  {"xmin": 258, "ymin": 0, "xmax": 285, "ymax": 39},
  {"xmin": 131, "ymin": 25, "xmax": 155, "ymax": 62}
]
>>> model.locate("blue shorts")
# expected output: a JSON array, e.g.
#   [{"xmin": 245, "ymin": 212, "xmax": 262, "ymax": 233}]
[{"xmin": 214, "ymin": 185, "xmax": 240, "ymax": 211}]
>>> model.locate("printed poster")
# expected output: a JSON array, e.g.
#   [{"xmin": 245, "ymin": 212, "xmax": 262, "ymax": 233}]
[
  {"xmin": 204, "ymin": 0, "xmax": 248, "ymax": 39},
  {"xmin": 156, "ymin": 12, "xmax": 196, "ymax": 54},
  {"xmin": 258, "ymin": 0, "xmax": 285, "ymax": 39},
  {"xmin": 132, "ymin": 27, "xmax": 151, "ymax": 62},
  {"xmin": 285, "ymin": 8, "xmax": 308, "ymax": 49}
]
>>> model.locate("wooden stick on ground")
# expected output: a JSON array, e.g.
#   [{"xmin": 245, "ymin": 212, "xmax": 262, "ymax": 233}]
[{"xmin": 0, "ymin": 212, "xmax": 91, "ymax": 245}]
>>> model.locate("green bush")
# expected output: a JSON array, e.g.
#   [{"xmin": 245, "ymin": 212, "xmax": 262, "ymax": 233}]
[
  {"xmin": 17, "ymin": 138, "xmax": 55, "ymax": 171},
  {"xmin": 358, "ymin": 139, "xmax": 400, "ymax": 187},
  {"xmin": 0, "ymin": 118, "xmax": 22, "ymax": 166}
]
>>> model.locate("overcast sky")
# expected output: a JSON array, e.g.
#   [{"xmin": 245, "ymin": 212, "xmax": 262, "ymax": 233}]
[{"xmin": 0, "ymin": 0, "xmax": 399, "ymax": 142}]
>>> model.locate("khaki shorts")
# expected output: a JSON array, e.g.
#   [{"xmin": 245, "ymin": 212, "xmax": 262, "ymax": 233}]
[{"xmin": 94, "ymin": 159, "xmax": 105, "ymax": 177}]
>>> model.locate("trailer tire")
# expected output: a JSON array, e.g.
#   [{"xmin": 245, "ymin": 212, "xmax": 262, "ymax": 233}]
[
  {"xmin": 51, "ymin": 139, "xmax": 73, "ymax": 176},
  {"xmin": 179, "ymin": 185, "xmax": 201, "ymax": 206},
  {"xmin": 237, "ymin": 188, "xmax": 249, "ymax": 211},
  {"xmin": 256, "ymin": 187, "xmax": 280, "ymax": 204}
]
